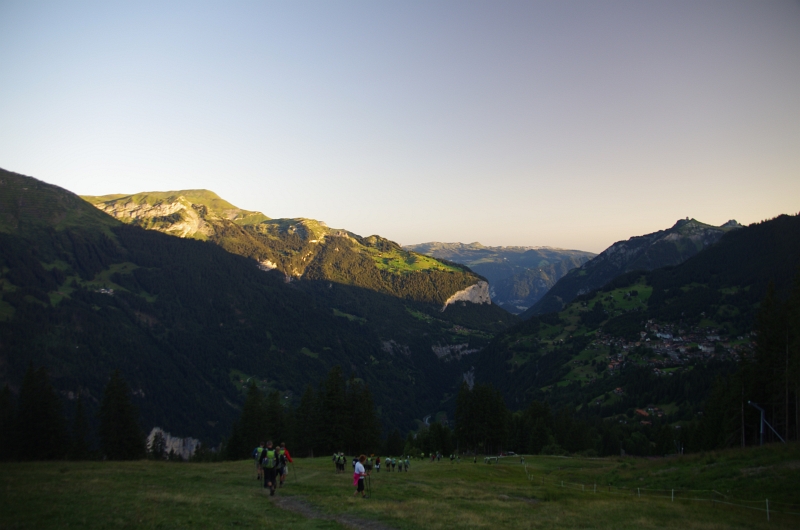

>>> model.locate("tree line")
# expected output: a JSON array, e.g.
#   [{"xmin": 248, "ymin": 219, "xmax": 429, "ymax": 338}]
[
  {"xmin": 697, "ymin": 274, "xmax": 800, "ymax": 448},
  {"xmin": 0, "ymin": 367, "xmax": 146, "ymax": 461},
  {"xmin": 226, "ymin": 365, "xmax": 382, "ymax": 459}
]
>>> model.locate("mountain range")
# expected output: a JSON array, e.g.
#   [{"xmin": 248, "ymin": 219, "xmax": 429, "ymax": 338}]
[
  {"xmin": 472, "ymin": 213, "xmax": 800, "ymax": 415},
  {"xmin": 83, "ymin": 191, "xmax": 486, "ymax": 307},
  {"xmin": 2, "ymin": 166, "xmax": 797, "ymax": 448},
  {"xmin": 521, "ymin": 218, "xmax": 742, "ymax": 318},
  {"xmin": 403, "ymin": 242, "xmax": 595, "ymax": 314},
  {"xmin": 0, "ymin": 168, "xmax": 515, "ymax": 441}
]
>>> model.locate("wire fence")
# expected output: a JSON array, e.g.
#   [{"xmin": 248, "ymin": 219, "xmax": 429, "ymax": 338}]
[{"xmin": 520, "ymin": 462, "xmax": 800, "ymax": 522}]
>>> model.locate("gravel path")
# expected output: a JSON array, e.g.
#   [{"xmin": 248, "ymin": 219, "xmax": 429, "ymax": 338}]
[{"xmin": 272, "ymin": 495, "xmax": 395, "ymax": 530}]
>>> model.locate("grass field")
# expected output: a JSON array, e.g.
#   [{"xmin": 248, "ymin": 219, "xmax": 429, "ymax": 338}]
[{"xmin": 2, "ymin": 444, "xmax": 799, "ymax": 529}]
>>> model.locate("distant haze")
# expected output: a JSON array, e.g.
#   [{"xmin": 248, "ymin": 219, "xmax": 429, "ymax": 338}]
[{"xmin": 1, "ymin": 1, "xmax": 797, "ymax": 253}]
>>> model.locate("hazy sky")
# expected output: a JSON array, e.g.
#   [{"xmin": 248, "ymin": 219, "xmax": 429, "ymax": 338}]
[{"xmin": 1, "ymin": 1, "xmax": 798, "ymax": 252}]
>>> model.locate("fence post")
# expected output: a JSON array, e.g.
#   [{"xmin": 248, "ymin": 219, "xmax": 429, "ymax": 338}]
[
  {"xmin": 766, "ymin": 499, "xmax": 769, "ymax": 522},
  {"xmin": 671, "ymin": 489, "xmax": 674, "ymax": 502}
]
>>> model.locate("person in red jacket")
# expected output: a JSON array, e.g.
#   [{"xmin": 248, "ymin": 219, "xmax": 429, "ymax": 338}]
[{"xmin": 278, "ymin": 442, "xmax": 294, "ymax": 487}]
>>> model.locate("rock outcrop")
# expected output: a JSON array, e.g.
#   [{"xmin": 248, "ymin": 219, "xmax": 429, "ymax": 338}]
[
  {"xmin": 147, "ymin": 427, "xmax": 201, "ymax": 461},
  {"xmin": 442, "ymin": 281, "xmax": 491, "ymax": 310}
]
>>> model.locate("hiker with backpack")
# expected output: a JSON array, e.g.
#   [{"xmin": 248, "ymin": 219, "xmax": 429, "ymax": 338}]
[
  {"xmin": 259, "ymin": 440, "xmax": 279, "ymax": 496},
  {"xmin": 278, "ymin": 442, "xmax": 293, "ymax": 487},
  {"xmin": 253, "ymin": 442, "xmax": 265, "ymax": 480},
  {"xmin": 375, "ymin": 456, "xmax": 381, "ymax": 472},
  {"xmin": 353, "ymin": 454, "xmax": 369, "ymax": 498}
]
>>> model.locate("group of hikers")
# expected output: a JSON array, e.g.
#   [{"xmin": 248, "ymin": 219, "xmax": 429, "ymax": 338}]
[
  {"xmin": 253, "ymin": 445, "xmax": 522, "ymax": 498},
  {"xmin": 335, "ymin": 453, "xmax": 410, "ymax": 473},
  {"xmin": 253, "ymin": 441, "xmax": 293, "ymax": 496}
]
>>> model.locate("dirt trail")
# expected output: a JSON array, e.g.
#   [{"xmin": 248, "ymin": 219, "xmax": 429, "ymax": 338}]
[{"xmin": 272, "ymin": 495, "xmax": 395, "ymax": 530}]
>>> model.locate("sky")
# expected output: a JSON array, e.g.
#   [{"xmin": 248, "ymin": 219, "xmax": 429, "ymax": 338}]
[{"xmin": 1, "ymin": 1, "xmax": 798, "ymax": 253}]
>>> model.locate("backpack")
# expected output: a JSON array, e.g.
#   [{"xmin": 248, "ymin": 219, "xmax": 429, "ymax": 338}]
[{"xmin": 262, "ymin": 449, "xmax": 277, "ymax": 468}]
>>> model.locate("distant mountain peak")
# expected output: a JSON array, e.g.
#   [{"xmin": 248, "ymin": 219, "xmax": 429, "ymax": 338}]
[{"xmin": 522, "ymin": 218, "xmax": 741, "ymax": 317}]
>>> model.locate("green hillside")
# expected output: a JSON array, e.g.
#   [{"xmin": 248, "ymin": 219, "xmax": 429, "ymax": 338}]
[
  {"xmin": 523, "ymin": 218, "xmax": 742, "ymax": 317},
  {"xmin": 474, "ymin": 214, "xmax": 800, "ymax": 423},
  {"xmin": 86, "ymin": 192, "xmax": 482, "ymax": 305},
  {"xmin": 0, "ymin": 169, "xmax": 516, "ymax": 443}
]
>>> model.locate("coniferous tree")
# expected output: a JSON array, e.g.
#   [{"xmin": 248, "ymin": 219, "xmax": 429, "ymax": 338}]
[
  {"xmin": 294, "ymin": 385, "xmax": 317, "ymax": 457},
  {"xmin": 455, "ymin": 382, "xmax": 476, "ymax": 452},
  {"xmin": 149, "ymin": 430, "xmax": 166, "ymax": 460},
  {"xmin": 226, "ymin": 420, "xmax": 244, "ymax": 460},
  {"xmin": 227, "ymin": 381, "xmax": 267, "ymax": 459},
  {"xmin": 317, "ymin": 366, "xmax": 347, "ymax": 453},
  {"xmin": 264, "ymin": 390, "xmax": 286, "ymax": 443},
  {"xmin": 68, "ymin": 396, "xmax": 92, "ymax": 460},
  {"xmin": 15, "ymin": 365, "xmax": 68, "ymax": 460},
  {"xmin": 0, "ymin": 385, "xmax": 14, "ymax": 461},
  {"xmin": 343, "ymin": 378, "xmax": 381, "ymax": 455},
  {"xmin": 98, "ymin": 370, "xmax": 145, "ymax": 460}
]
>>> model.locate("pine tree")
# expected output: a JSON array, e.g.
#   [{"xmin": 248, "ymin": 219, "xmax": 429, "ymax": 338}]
[
  {"xmin": 68, "ymin": 396, "xmax": 92, "ymax": 460},
  {"xmin": 0, "ymin": 385, "xmax": 14, "ymax": 460},
  {"xmin": 149, "ymin": 430, "xmax": 166, "ymax": 460},
  {"xmin": 344, "ymin": 378, "xmax": 381, "ymax": 455},
  {"xmin": 294, "ymin": 385, "xmax": 317, "ymax": 457},
  {"xmin": 15, "ymin": 365, "xmax": 68, "ymax": 460},
  {"xmin": 98, "ymin": 370, "xmax": 145, "ymax": 460},
  {"xmin": 317, "ymin": 366, "xmax": 347, "ymax": 453},
  {"xmin": 264, "ymin": 390, "xmax": 286, "ymax": 443}
]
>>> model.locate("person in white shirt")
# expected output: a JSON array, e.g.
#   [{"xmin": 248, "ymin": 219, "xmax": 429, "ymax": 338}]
[{"xmin": 353, "ymin": 454, "xmax": 369, "ymax": 498}]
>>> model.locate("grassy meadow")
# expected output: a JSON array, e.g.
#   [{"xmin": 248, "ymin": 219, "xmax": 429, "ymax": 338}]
[{"xmin": 2, "ymin": 444, "xmax": 799, "ymax": 529}]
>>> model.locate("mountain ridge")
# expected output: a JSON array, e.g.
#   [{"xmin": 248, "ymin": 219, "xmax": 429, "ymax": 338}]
[
  {"xmin": 84, "ymin": 191, "xmax": 487, "ymax": 307},
  {"xmin": 0, "ymin": 168, "xmax": 517, "ymax": 442},
  {"xmin": 520, "ymin": 218, "xmax": 741, "ymax": 318},
  {"xmin": 473, "ymin": 213, "xmax": 800, "ymax": 418}
]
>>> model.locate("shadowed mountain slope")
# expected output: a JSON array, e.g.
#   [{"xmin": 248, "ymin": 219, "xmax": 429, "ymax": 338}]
[
  {"xmin": 521, "ymin": 219, "xmax": 742, "ymax": 318},
  {"xmin": 1, "ymin": 168, "xmax": 516, "ymax": 442},
  {"xmin": 472, "ymin": 214, "xmax": 800, "ymax": 414}
]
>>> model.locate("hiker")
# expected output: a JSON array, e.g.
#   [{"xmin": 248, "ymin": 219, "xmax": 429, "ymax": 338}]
[
  {"xmin": 404, "ymin": 457, "xmax": 409, "ymax": 472},
  {"xmin": 352, "ymin": 456, "xmax": 358, "ymax": 470},
  {"xmin": 253, "ymin": 441, "xmax": 265, "ymax": 480},
  {"xmin": 333, "ymin": 452, "xmax": 338, "ymax": 472},
  {"xmin": 391, "ymin": 457, "xmax": 396, "ymax": 472},
  {"xmin": 260, "ymin": 440, "xmax": 279, "ymax": 496},
  {"xmin": 366, "ymin": 456, "xmax": 373, "ymax": 472},
  {"xmin": 375, "ymin": 456, "xmax": 381, "ymax": 472},
  {"xmin": 278, "ymin": 442, "xmax": 293, "ymax": 487},
  {"xmin": 353, "ymin": 454, "xmax": 369, "ymax": 498},
  {"xmin": 450, "ymin": 454, "xmax": 454, "ymax": 464}
]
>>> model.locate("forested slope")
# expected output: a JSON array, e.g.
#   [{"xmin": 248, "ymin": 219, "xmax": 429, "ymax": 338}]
[
  {"xmin": 474, "ymin": 214, "xmax": 800, "ymax": 419},
  {"xmin": 0, "ymin": 169, "xmax": 516, "ymax": 442},
  {"xmin": 522, "ymin": 218, "xmax": 741, "ymax": 316}
]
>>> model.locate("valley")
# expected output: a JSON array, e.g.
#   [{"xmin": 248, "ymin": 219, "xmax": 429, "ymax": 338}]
[{"xmin": 1, "ymin": 167, "xmax": 798, "ymax": 462}]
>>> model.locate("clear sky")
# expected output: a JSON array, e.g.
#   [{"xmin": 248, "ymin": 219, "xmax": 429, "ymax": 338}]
[{"xmin": 1, "ymin": 1, "xmax": 798, "ymax": 253}]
